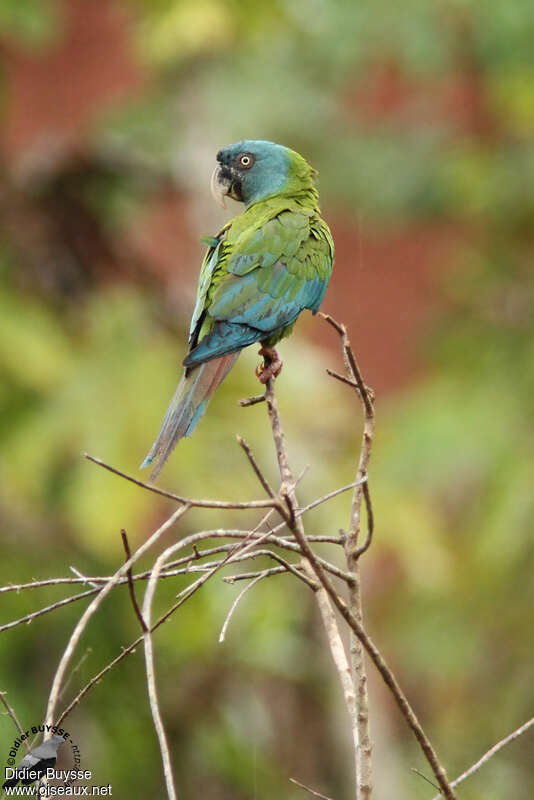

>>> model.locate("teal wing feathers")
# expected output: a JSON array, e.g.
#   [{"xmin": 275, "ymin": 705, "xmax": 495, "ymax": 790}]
[
  {"xmin": 184, "ymin": 209, "xmax": 333, "ymax": 368},
  {"xmin": 189, "ymin": 228, "xmax": 229, "ymax": 340}
]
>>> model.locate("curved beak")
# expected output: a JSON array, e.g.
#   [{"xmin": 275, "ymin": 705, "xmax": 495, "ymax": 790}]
[{"xmin": 210, "ymin": 165, "xmax": 232, "ymax": 209}]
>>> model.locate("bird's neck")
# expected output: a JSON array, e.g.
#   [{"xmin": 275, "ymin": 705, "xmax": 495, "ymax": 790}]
[{"xmin": 246, "ymin": 184, "xmax": 320, "ymax": 212}]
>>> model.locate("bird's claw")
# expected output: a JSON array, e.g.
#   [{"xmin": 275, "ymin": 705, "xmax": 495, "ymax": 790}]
[{"xmin": 256, "ymin": 346, "xmax": 283, "ymax": 384}]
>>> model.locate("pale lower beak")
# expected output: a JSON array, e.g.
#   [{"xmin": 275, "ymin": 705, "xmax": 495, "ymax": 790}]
[{"xmin": 210, "ymin": 165, "xmax": 232, "ymax": 209}]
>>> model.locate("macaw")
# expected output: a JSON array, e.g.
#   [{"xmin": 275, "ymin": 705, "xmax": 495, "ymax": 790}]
[{"xmin": 141, "ymin": 139, "xmax": 334, "ymax": 479}]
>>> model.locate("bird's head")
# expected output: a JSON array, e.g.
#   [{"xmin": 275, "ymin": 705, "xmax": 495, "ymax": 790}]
[{"xmin": 211, "ymin": 140, "xmax": 318, "ymax": 209}]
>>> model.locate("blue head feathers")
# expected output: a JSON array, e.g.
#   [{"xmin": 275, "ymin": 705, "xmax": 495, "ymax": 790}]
[{"xmin": 211, "ymin": 139, "xmax": 317, "ymax": 207}]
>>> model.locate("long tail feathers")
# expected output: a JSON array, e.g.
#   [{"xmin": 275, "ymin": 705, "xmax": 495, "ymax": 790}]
[{"xmin": 140, "ymin": 353, "xmax": 239, "ymax": 481}]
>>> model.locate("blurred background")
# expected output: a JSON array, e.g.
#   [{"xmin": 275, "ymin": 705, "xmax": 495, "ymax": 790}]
[{"xmin": 1, "ymin": 1, "xmax": 533, "ymax": 797}]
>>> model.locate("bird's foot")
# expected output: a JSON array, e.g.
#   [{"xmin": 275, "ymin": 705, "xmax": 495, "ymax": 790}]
[{"xmin": 256, "ymin": 346, "xmax": 283, "ymax": 384}]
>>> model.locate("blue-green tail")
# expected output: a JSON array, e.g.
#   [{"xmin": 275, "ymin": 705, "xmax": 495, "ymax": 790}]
[{"xmin": 140, "ymin": 353, "xmax": 239, "ymax": 480}]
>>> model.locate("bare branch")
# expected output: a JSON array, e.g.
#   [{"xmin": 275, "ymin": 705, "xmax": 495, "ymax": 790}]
[
  {"xmin": 0, "ymin": 588, "xmax": 99, "ymax": 634},
  {"xmin": 431, "ymin": 716, "xmax": 534, "ymax": 798},
  {"xmin": 182, "ymin": 548, "xmax": 317, "ymax": 587},
  {"xmin": 69, "ymin": 566, "xmax": 99, "ymax": 590},
  {"xmin": 58, "ymin": 649, "xmax": 92, "ymax": 702},
  {"xmin": 237, "ymin": 436, "xmax": 276, "ymax": 498},
  {"xmin": 289, "ymin": 776, "xmax": 335, "ymax": 800},
  {"xmin": 84, "ymin": 453, "xmax": 277, "ymax": 510},
  {"xmin": 326, "ymin": 368, "xmax": 359, "ymax": 391},
  {"xmin": 411, "ymin": 768, "xmax": 440, "ymax": 791},
  {"xmin": 121, "ymin": 529, "xmax": 148, "ymax": 633},
  {"xmin": 319, "ymin": 313, "xmax": 374, "ymax": 415},
  {"xmin": 239, "ymin": 394, "xmax": 266, "ymax": 407},
  {"xmin": 208, "ymin": 542, "xmax": 353, "ymax": 584},
  {"xmin": 348, "ymin": 565, "xmax": 372, "ymax": 800},
  {"xmin": 354, "ymin": 482, "xmax": 374, "ymax": 559},
  {"xmin": 142, "ymin": 552, "xmax": 180, "ymax": 799},
  {"xmin": 218, "ymin": 571, "xmax": 270, "ymax": 643},
  {"xmin": 296, "ymin": 479, "xmax": 368, "ymax": 523},
  {"xmin": 0, "ymin": 692, "xmax": 31, "ymax": 754},
  {"xmin": 224, "ymin": 566, "xmax": 288, "ymax": 583},
  {"xmin": 229, "ymin": 548, "xmax": 317, "ymax": 587}
]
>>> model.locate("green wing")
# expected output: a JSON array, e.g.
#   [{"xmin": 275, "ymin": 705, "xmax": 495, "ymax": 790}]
[{"xmin": 184, "ymin": 207, "xmax": 333, "ymax": 368}]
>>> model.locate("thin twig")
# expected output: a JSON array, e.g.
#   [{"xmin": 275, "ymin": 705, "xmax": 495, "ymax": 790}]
[
  {"xmin": 165, "ymin": 543, "xmax": 329, "ymax": 584},
  {"xmin": 0, "ymin": 588, "xmax": 99, "ymax": 634},
  {"xmin": 320, "ymin": 314, "xmax": 374, "ymax": 414},
  {"xmin": 354, "ymin": 482, "xmax": 374, "ymax": 559},
  {"xmin": 58, "ymin": 648, "xmax": 92, "ymax": 702},
  {"xmin": 289, "ymin": 776, "xmax": 335, "ymax": 800},
  {"xmin": 326, "ymin": 368, "xmax": 359, "ymax": 390},
  {"xmin": 185, "ymin": 548, "xmax": 317, "ymax": 587},
  {"xmin": 121, "ymin": 529, "xmax": 148, "ymax": 632},
  {"xmin": 295, "ymin": 481, "xmax": 367, "ymax": 531},
  {"xmin": 431, "ymin": 716, "xmax": 534, "ymax": 798},
  {"xmin": 224, "ymin": 566, "xmax": 288, "ymax": 583},
  {"xmin": 238, "ymin": 550, "xmax": 317, "ymax": 586},
  {"xmin": 207, "ymin": 543, "xmax": 352, "ymax": 584},
  {"xmin": 218, "ymin": 571, "xmax": 270, "ymax": 643},
  {"xmin": 239, "ymin": 394, "xmax": 266, "ymax": 407},
  {"xmin": 237, "ymin": 436, "xmax": 276, "ymax": 498},
  {"xmin": 0, "ymin": 692, "xmax": 31, "ymax": 754},
  {"xmin": 84, "ymin": 453, "xmax": 277, "ymax": 510},
  {"xmin": 411, "ymin": 768, "xmax": 440, "ymax": 790},
  {"xmin": 142, "ymin": 554, "xmax": 179, "ymax": 799},
  {"xmin": 69, "ymin": 566, "xmax": 99, "ymax": 590}
]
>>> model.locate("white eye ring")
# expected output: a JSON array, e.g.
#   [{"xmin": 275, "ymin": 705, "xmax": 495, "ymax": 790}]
[{"xmin": 240, "ymin": 155, "xmax": 251, "ymax": 166}]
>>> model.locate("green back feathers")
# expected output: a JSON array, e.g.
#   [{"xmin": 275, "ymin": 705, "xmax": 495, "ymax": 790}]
[{"xmin": 280, "ymin": 148, "xmax": 319, "ymax": 208}]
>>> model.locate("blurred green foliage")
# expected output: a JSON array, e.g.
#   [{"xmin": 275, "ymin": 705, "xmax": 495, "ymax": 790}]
[
  {"xmin": 0, "ymin": 0, "xmax": 59, "ymax": 46},
  {"xmin": 1, "ymin": 1, "xmax": 533, "ymax": 798}
]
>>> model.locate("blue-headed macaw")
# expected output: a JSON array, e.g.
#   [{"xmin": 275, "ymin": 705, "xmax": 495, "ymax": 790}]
[{"xmin": 141, "ymin": 139, "xmax": 334, "ymax": 478}]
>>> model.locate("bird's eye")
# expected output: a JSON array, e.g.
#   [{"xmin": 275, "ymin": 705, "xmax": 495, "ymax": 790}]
[{"xmin": 239, "ymin": 154, "xmax": 252, "ymax": 167}]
